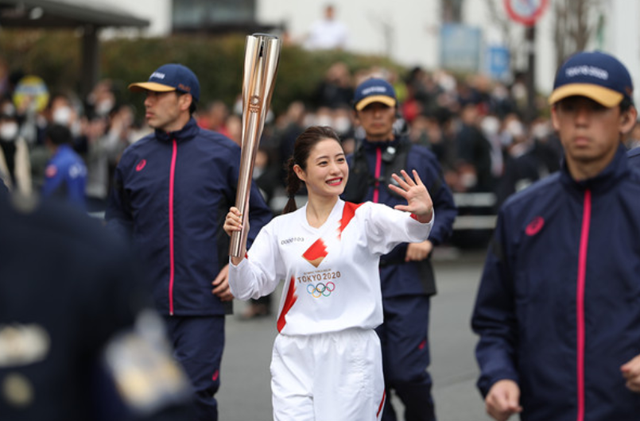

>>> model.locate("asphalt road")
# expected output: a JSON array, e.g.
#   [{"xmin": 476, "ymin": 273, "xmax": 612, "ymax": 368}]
[{"xmin": 218, "ymin": 249, "xmax": 490, "ymax": 421}]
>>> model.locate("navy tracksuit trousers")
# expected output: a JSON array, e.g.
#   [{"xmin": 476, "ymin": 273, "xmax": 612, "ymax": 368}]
[
  {"xmin": 376, "ymin": 295, "xmax": 436, "ymax": 421},
  {"xmin": 164, "ymin": 316, "xmax": 225, "ymax": 421}
]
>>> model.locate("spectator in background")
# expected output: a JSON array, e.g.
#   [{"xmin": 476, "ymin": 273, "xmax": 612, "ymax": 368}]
[
  {"xmin": 225, "ymin": 114, "xmax": 243, "ymax": 146},
  {"xmin": 304, "ymin": 4, "xmax": 349, "ymax": 50},
  {"xmin": 105, "ymin": 104, "xmax": 139, "ymax": 177},
  {"xmin": 404, "ymin": 68, "xmax": 438, "ymax": 107},
  {"xmin": 454, "ymin": 103, "xmax": 494, "ymax": 193},
  {"xmin": 83, "ymin": 100, "xmax": 138, "ymax": 213},
  {"xmin": 509, "ymin": 72, "xmax": 529, "ymax": 116},
  {"xmin": 42, "ymin": 124, "xmax": 87, "ymax": 209},
  {"xmin": 47, "ymin": 92, "xmax": 82, "ymax": 141},
  {"xmin": 200, "ymin": 100, "xmax": 230, "ymax": 137},
  {"xmin": 313, "ymin": 62, "xmax": 354, "ymax": 110},
  {"xmin": 274, "ymin": 101, "xmax": 307, "ymax": 188},
  {"xmin": 479, "ymin": 114, "xmax": 506, "ymax": 182},
  {"xmin": 84, "ymin": 79, "xmax": 116, "ymax": 119},
  {"xmin": 408, "ymin": 112, "xmax": 456, "ymax": 173},
  {"xmin": 496, "ymin": 117, "xmax": 562, "ymax": 205},
  {"xmin": 333, "ymin": 106, "xmax": 356, "ymax": 151},
  {"xmin": 0, "ymin": 97, "xmax": 31, "ymax": 195},
  {"xmin": 488, "ymin": 82, "xmax": 517, "ymax": 119},
  {"xmin": 30, "ymin": 92, "xmax": 82, "ymax": 191},
  {"xmin": 500, "ymin": 114, "xmax": 527, "ymax": 157},
  {"xmin": 83, "ymin": 114, "xmax": 110, "ymax": 212},
  {"xmin": 0, "ymin": 98, "xmax": 20, "ymax": 188},
  {"xmin": 0, "ymin": 57, "xmax": 9, "ymax": 97}
]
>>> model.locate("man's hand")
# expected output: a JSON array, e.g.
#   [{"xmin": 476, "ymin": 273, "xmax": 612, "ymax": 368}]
[
  {"xmin": 485, "ymin": 380, "xmax": 522, "ymax": 421},
  {"xmin": 621, "ymin": 354, "xmax": 640, "ymax": 392},
  {"xmin": 212, "ymin": 264, "xmax": 234, "ymax": 301},
  {"xmin": 405, "ymin": 240, "xmax": 433, "ymax": 262}
]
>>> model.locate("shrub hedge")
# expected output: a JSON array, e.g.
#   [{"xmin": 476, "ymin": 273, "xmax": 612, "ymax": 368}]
[{"xmin": 0, "ymin": 30, "xmax": 404, "ymax": 115}]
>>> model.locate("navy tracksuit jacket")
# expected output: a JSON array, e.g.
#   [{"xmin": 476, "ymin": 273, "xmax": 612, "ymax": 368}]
[
  {"xmin": 106, "ymin": 118, "xmax": 272, "ymax": 316},
  {"xmin": 472, "ymin": 145, "xmax": 640, "ymax": 421},
  {"xmin": 105, "ymin": 118, "xmax": 272, "ymax": 421}
]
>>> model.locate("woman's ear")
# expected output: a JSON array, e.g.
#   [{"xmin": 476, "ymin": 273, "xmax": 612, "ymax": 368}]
[{"xmin": 293, "ymin": 164, "xmax": 306, "ymax": 182}]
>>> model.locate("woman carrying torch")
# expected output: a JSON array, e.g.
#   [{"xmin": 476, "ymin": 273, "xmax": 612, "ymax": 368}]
[{"xmin": 224, "ymin": 126, "xmax": 434, "ymax": 420}]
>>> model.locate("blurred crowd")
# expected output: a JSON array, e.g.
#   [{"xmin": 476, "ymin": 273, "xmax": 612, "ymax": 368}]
[
  {"xmin": 0, "ymin": 70, "xmax": 150, "ymax": 211},
  {"xmin": 4, "ymin": 60, "xmax": 640, "ymax": 214}
]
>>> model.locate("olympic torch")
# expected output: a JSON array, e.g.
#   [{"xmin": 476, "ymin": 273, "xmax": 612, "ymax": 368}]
[{"xmin": 230, "ymin": 33, "xmax": 281, "ymax": 257}]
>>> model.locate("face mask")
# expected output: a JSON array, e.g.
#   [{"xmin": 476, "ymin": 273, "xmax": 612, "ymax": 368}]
[
  {"xmin": 0, "ymin": 122, "xmax": 18, "ymax": 141},
  {"xmin": 315, "ymin": 114, "xmax": 333, "ymax": 127},
  {"xmin": 70, "ymin": 120, "xmax": 82, "ymax": 138},
  {"xmin": 506, "ymin": 119, "xmax": 524, "ymax": 138},
  {"xmin": 2, "ymin": 103, "xmax": 15, "ymax": 117},
  {"xmin": 334, "ymin": 116, "xmax": 351, "ymax": 134},
  {"xmin": 52, "ymin": 106, "xmax": 72, "ymax": 126},
  {"xmin": 531, "ymin": 123, "xmax": 550, "ymax": 140},
  {"xmin": 492, "ymin": 85, "xmax": 509, "ymax": 100},
  {"xmin": 460, "ymin": 172, "xmax": 477, "ymax": 189},
  {"xmin": 481, "ymin": 116, "xmax": 500, "ymax": 137},
  {"xmin": 95, "ymin": 98, "xmax": 114, "ymax": 116}
]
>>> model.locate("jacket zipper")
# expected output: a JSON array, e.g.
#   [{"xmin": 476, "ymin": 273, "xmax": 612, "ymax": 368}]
[
  {"xmin": 169, "ymin": 139, "xmax": 178, "ymax": 315},
  {"xmin": 373, "ymin": 147, "xmax": 382, "ymax": 203},
  {"xmin": 576, "ymin": 189, "xmax": 591, "ymax": 421}
]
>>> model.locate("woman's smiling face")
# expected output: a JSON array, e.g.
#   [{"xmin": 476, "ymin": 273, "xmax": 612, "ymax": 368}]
[{"xmin": 294, "ymin": 138, "xmax": 348, "ymax": 199}]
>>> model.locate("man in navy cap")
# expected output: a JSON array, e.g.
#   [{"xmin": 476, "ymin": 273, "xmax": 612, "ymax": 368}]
[
  {"xmin": 106, "ymin": 64, "xmax": 272, "ymax": 421},
  {"xmin": 342, "ymin": 78, "xmax": 457, "ymax": 421},
  {"xmin": 472, "ymin": 51, "xmax": 640, "ymax": 421}
]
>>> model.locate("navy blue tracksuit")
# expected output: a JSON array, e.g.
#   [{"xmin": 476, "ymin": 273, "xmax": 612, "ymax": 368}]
[
  {"xmin": 473, "ymin": 145, "xmax": 640, "ymax": 420},
  {"xmin": 343, "ymin": 136, "xmax": 457, "ymax": 421},
  {"xmin": 106, "ymin": 118, "xmax": 272, "ymax": 420}
]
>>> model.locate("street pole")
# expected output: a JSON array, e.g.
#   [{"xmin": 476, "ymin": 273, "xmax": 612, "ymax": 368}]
[{"xmin": 525, "ymin": 24, "xmax": 537, "ymax": 124}]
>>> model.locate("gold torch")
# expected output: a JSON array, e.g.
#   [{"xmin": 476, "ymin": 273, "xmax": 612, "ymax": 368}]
[{"xmin": 229, "ymin": 34, "xmax": 281, "ymax": 257}]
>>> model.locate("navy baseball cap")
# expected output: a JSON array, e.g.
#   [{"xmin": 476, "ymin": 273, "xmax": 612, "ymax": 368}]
[
  {"xmin": 129, "ymin": 64, "xmax": 200, "ymax": 102},
  {"xmin": 549, "ymin": 51, "xmax": 633, "ymax": 107},
  {"xmin": 353, "ymin": 78, "xmax": 397, "ymax": 111}
]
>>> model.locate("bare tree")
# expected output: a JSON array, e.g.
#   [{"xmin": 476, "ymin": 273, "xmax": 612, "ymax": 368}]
[
  {"xmin": 441, "ymin": 0, "xmax": 464, "ymax": 23},
  {"xmin": 484, "ymin": 0, "xmax": 606, "ymax": 74},
  {"xmin": 367, "ymin": 12, "xmax": 395, "ymax": 59},
  {"xmin": 553, "ymin": 0, "xmax": 605, "ymax": 69},
  {"xmin": 484, "ymin": 0, "xmax": 527, "ymax": 75}
]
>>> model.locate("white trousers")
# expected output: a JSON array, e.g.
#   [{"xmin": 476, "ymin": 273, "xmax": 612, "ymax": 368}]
[{"xmin": 270, "ymin": 328, "xmax": 385, "ymax": 421}]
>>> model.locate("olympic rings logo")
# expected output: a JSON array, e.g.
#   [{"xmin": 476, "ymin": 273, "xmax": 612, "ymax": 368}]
[{"xmin": 307, "ymin": 282, "xmax": 336, "ymax": 298}]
